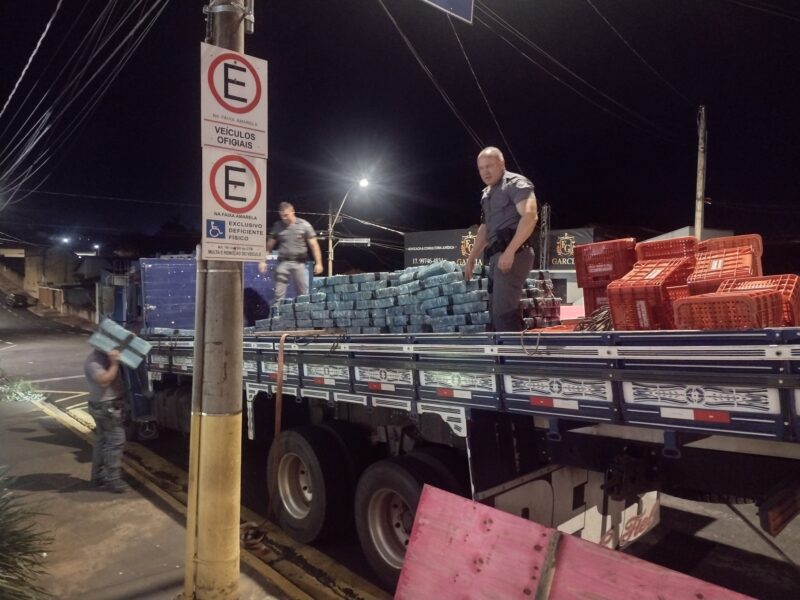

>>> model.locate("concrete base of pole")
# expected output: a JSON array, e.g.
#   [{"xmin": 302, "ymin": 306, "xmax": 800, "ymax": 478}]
[{"xmin": 195, "ymin": 412, "xmax": 243, "ymax": 600}]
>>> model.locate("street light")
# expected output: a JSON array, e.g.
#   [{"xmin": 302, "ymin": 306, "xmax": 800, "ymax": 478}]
[{"xmin": 327, "ymin": 178, "xmax": 369, "ymax": 276}]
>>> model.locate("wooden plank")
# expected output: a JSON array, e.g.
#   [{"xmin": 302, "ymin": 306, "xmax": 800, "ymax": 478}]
[{"xmin": 395, "ymin": 485, "xmax": 752, "ymax": 600}]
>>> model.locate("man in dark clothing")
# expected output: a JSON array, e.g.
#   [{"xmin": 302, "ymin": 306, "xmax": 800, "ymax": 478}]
[
  {"xmin": 259, "ymin": 202, "xmax": 324, "ymax": 301},
  {"xmin": 84, "ymin": 348, "xmax": 129, "ymax": 493},
  {"xmin": 465, "ymin": 147, "xmax": 539, "ymax": 331}
]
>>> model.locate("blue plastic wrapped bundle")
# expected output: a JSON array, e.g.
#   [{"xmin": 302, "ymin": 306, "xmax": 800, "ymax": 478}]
[
  {"xmin": 452, "ymin": 301, "xmax": 489, "ymax": 315},
  {"xmin": 243, "ymin": 326, "xmax": 256, "ymax": 334},
  {"xmin": 353, "ymin": 290, "xmax": 373, "ymax": 301},
  {"xmin": 277, "ymin": 304, "xmax": 295, "ymax": 316},
  {"xmin": 431, "ymin": 324, "xmax": 457, "ymax": 333},
  {"xmin": 327, "ymin": 300, "xmax": 355, "ymax": 310},
  {"xmin": 422, "ymin": 271, "xmax": 463, "ymax": 288},
  {"xmin": 295, "ymin": 294, "xmax": 311, "ymax": 304},
  {"xmin": 255, "ymin": 318, "xmax": 271, "ymax": 329},
  {"xmin": 397, "ymin": 280, "xmax": 422, "ymax": 295},
  {"xmin": 356, "ymin": 299, "xmax": 371, "ymax": 309},
  {"xmin": 354, "ymin": 309, "xmax": 370, "ymax": 319},
  {"xmin": 452, "ymin": 290, "xmax": 488, "ymax": 305},
  {"xmin": 310, "ymin": 292, "xmax": 327, "ymax": 303},
  {"xmin": 312, "ymin": 319, "xmax": 335, "ymax": 328},
  {"xmin": 294, "ymin": 303, "xmax": 313, "ymax": 313},
  {"xmin": 370, "ymin": 307, "xmax": 387, "ymax": 318},
  {"xmin": 309, "ymin": 302, "xmax": 327, "ymax": 312},
  {"xmin": 331, "ymin": 309, "xmax": 354, "ymax": 319},
  {"xmin": 402, "ymin": 302, "xmax": 423, "ymax": 315},
  {"xmin": 407, "ymin": 324, "xmax": 432, "ymax": 333},
  {"xmin": 374, "ymin": 286, "xmax": 401, "ymax": 299},
  {"xmin": 312, "ymin": 277, "xmax": 327, "ymax": 289},
  {"xmin": 427, "ymin": 306, "xmax": 450, "ymax": 318},
  {"xmin": 397, "ymin": 271, "xmax": 418, "ymax": 284},
  {"xmin": 409, "ymin": 314, "xmax": 431, "ymax": 325},
  {"xmin": 417, "ymin": 260, "xmax": 456, "ymax": 280},
  {"xmin": 335, "ymin": 317, "xmax": 352, "ymax": 327},
  {"xmin": 390, "ymin": 314, "xmax": 409, "ymax": 326},
  {"xmin": 361, "ymin": 279, "xmax": 388, "ymax": 291},
  {"xmin": 443, "ymin": 280, "xmax": 467, "ymax": 295},
  {"xmin": 340, "ymin": 291, "xmax": 359, "ymax": 301},
  {"xmin": 415, "ymin": 286, "xmax": 442, "ymax": 301},
  {"xmin": 352, "ymin": 318, "xmax": 372, "ymax": 327},
  {"xmin": 310, "ymin": 310, "xmax": 330, "ymax": 320},
  {"xmin": 458, "ymin": 324, "xmax": 487, "ymax": 333},
  {"xmin": 480, "ymin": 278, "xmax": 490, "ymax": 290},
  {"xmin": 389, "ymin": 326, "xmax": 407, "ymax": 334},
  {"xmin": 331, "ymin": 274, "xmax": 349, "ymax": 285},
  {"xmin": 371, "ymin": 316, "xmax": 387, "ymax": 327},
  {"xmin": 372, "ymin": 297, "xmax": 397, "ymax": 309},
  {"xmin": 387, "ymin": 305, "xmax": 405, "ymax": 317},
  {"xmin": 334, "ymin": 283, "xmax": 360, "ymax": 293},
  {"xmin": 430, "ymin": 314, "xmax": 466, "ymax": 327},
  {"xmin": 361, "ymin": 327, "xmax": 383, "ymax": 334},
  {"xmin": 468, "ymin": 311, "xmax": 492, "ymax": 325},
  {"xmin": 420, "ymin": 295, "xmax": 450, "ymax": 311},
  {"xmin": 296, "ymin": 319, "xmax": 313, "ymax": 328},
  {"xmin": 396, "ymin": 293, "xmax": 415, "ymax": 306},
  {"xmin": 350, "ymin": 272, "xmax": 377, "ymax": 283},
  {"xmin": 466, "ymin": 279, "xmax": 480, "ymax": 292}
]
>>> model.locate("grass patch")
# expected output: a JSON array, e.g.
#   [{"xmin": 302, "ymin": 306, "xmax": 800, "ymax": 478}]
[
  {"xmin": 0, "ymin": 378, "xmax": 46, "ymax": 403},
  {"xmin": 0, "ymin": 473, "xmax": 52, "ymax": 599}
]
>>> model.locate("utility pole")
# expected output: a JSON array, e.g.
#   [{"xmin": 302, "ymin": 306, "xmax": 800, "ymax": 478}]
[
  {"xmin": 538, "ymin": 203, "xmax": 550, "ymax": 271},
  {"xmin": 694, "ymin": 105, "xmax": 707, "ymax": 240},
  {"xmin": 184, "ymin": 2, "xmax": 251, "ymax": 598},
  {"xmin": 327, "ymin": 201, "xmax": 334, "ymax": 276}
]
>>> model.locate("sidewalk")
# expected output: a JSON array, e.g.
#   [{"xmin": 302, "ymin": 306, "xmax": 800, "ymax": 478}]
[
  {"xmin": 0, "ymin": 400, "xmax": 285, "ymax": 600},
  {"xmin": 26, "ymin": 302, "xmax": 97, "ymax": 333}
]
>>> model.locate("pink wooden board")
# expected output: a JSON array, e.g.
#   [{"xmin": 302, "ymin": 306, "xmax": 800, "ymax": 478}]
[{"xmin": 395, "ymin": 485, "xmax": 752, "ymax": 600}]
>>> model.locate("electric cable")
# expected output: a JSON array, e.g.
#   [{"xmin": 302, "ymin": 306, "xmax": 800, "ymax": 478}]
[
  {"xmin": 377, "ymin": 0, "xmax": 485, "ymax": 148},
  {"xmin": 720, "ymin": 0, "xmax": 800, "ymax": 22}
]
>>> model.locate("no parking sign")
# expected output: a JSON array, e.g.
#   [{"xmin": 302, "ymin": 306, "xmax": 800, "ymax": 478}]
[{"xmin": 200, "ymin": 42, "xmax": 268, "ymax": 261}]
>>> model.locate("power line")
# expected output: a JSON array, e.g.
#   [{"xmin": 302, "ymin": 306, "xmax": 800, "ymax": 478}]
[
  {"xmin": 475, "ymin": 1, "xmax": 680, "ymax": 144},
  {"xmin": 584, "ymin": 0, "xmax": 694, "ymax": 108},
  {"xmin": 377, "ymin": 0, "xmax": 485, "ymax": 148},
  {"xmin": 16, "ymin": 188, "xmax": 197, "ymax": 207},
  {"xmin": 720, "ymin": 0, "xmax": 800, "ymax": 22},
  {"xmin": 447, "ymin": 15, "xmax": 521, "ymax": 171}
]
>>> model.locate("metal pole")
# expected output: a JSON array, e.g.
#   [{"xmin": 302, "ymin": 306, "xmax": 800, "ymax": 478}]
[
  {"xmin": 184, "ymin": 3, "xmax": 246, "ymax": 599},
  {"xmin": 694, "ymin": 105, "xmax": 707, "ymax": 240},
  {"xmin": 327, "ymin": 200, "xmax": 334, "ymax": 276}
]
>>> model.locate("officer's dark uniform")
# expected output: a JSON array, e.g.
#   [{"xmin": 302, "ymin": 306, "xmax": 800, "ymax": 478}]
[{"xmin": 480, "ymin": 170, "xmax": 536, "ymax": 331}]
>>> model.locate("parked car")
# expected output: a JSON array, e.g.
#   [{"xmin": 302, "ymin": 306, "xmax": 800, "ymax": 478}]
[{"xmin": 5, "ymin": 292, "xmax": 28, "ymax": 308}]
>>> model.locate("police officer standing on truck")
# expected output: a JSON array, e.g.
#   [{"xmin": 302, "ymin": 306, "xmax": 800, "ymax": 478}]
[
  {"xmin": 465, "ymin": 147, "xmax": 538, "ymax": 331},
  {"xmin": 259, "ymin": 202, "xmax": 324, "ymax": 302}
]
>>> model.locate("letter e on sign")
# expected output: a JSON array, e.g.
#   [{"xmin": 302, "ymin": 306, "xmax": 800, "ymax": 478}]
[{"xmin": 208, "ymin": 53, "xmax": 261, "ymax": 114}]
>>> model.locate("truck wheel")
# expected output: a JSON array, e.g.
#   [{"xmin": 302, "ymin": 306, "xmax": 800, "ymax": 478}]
[
  {"xmin": 136, "ymin": 420, "xmax": 159, "ymax": 442},
  {"xmin": 267, "ymin": 426, "xmax": 348, "ymax": 543},
  {"xmin": 320, "ymin": 420, "xmax": 375, "ymax": 493},
  {"xmin": 354, "ymin": 456, "xmax": 442, "ymax": 590},
  {"xmin": 407, "ymin": 445, "xmax": 470, "ymax": 497}
]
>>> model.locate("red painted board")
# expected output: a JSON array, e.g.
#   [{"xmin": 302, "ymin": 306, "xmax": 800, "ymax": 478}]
[
  {"xmin": 395, "ymin": 485, "xmax": 752, "ymax": 600},
  {"xmin": 395, "ymin": 484, "xmax": 557, "ymax": 599}
]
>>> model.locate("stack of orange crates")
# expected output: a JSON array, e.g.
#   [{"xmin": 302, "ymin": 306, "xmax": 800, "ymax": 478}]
[
  {"xmin": 687, "ymin": 247, "xmax": 761, "ymax": 294},
  {"xmin": 717, "ymin": 274, "xmax": 800, "ymax": 326},
  {"xmin": 574, "ymin": 238, "xmax": 636, "ymax": 315},
  {"xmin": 673, "ymin": 290, "xmax": 783, "ymax": 330},
  {"xmin": 607, "ymin": 257, "xmax": 695, "ymax": 330},
  {"xmin": 635, "ymin": 236, "xmax": 698, "ymax": 263}
]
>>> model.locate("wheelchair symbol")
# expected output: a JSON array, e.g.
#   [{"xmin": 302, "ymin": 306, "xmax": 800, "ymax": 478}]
[{"xmin": 206, "ymin": 220, "xmax": 225, "ymax": 239}]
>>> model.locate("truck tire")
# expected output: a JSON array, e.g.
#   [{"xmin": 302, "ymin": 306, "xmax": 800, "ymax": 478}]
[
  {"xmin": 406, "ymin": 445, "xmax": 470, "ymax": 497},
  {"xmin": 320, "ymin": 420, "xmax": 375, "ymax": 492},
  {"xmin": 135, "ymin": 420, "xmax": 159, "ymax": 442},
  {"xmin": 267, "ymin": 425, "xmax": 348, "ymax": 543},
  {"xmin": 354, "ymin": 456, "xmax": 444, "ymax": 590}
]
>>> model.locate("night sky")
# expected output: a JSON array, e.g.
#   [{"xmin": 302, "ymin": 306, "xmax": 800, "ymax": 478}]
[{"xmin": 2, "ymin": 0, "xmax": 799, "ymax": 271}]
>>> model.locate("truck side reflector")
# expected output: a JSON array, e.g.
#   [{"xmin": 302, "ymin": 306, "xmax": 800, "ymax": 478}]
[{"xmin": 530, "ymin": 396, "xmax": 554, "ymax": 407}]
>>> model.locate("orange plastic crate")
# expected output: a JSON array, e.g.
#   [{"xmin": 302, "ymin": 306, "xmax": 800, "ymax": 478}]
[
  {"xmin": 574, "ymin": 238, "xmax": 636, "ymax": 287},
  {"xmin": 635, "ymin": 236, "xmax": 697, "ymax": 262},
  {"xmin": 673, "ymin": 290, "xmax": 783, "ymax": 330},
  {"xmin": 717, "ymin": 274, "xmax": 800, "ymax": 326},
  {"xmin": 607, "ymin": 258, "xmax": 694, "ymax": 330},
  {"xmin": 698, "ymin": 233, "xmax": 763, "ymax": 257},
  {"xmin": 688, "ymin": 248, "xmax": 761, "ymax": 295},
  {"xmin": 583, "ymin": 286, "xmax": 609, "ymax": 315},
  {"xmin": 666, "ymin": 285, "xmax": 689, "ymax": 303}
]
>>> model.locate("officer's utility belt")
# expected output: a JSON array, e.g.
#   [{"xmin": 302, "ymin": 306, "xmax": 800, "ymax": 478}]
[
  {"xmin": 484, "ymin": 228, "xmax": 533, "ymax": 261},
  {"xmin": 277, "ymin": 254, "xmax": 308, "ymax": 263}
]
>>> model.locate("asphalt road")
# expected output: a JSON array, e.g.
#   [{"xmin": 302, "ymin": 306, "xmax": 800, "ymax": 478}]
[{"xmin": 2, "ymin": 299, "xmax": 799, "ymax": 598}]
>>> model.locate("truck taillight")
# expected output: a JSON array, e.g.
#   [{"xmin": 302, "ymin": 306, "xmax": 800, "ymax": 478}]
[{"xmin": 758, "ymin": 477, "xmax": 800, "ymax": 537}]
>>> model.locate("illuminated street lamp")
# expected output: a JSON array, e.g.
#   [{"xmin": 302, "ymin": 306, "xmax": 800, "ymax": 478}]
[
  {"xmin": 327, "ymin": 178, "xmax": 369, "ymax": 276},
  {"xmin": 61, "ymin": 237, "xmax": 70, "ymax": 244}
]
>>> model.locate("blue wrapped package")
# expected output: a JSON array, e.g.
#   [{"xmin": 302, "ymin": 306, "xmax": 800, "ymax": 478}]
[
  {"xmin": 420, "ymin": 296, "xmax": 450, "ymax": 311},
  {"xmin": 452, "ymin": 301, "xmax": 489, "ymax": 315}
]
